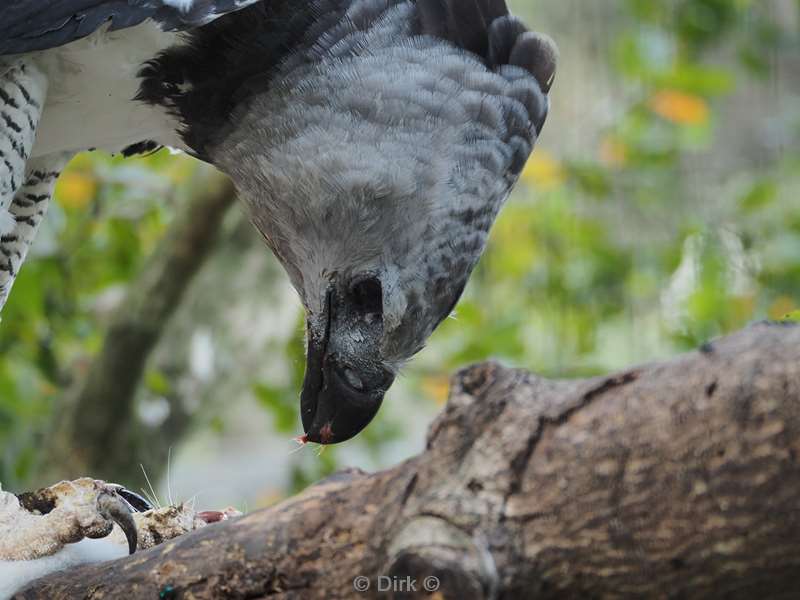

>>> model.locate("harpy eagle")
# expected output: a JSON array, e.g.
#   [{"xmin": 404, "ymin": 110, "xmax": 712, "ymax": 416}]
[
  {"xmin": 0, "ymin": 1, "xmax": 555, "ymax": 446},
  {"xmin": 0, "ymin": 0, "xmax": 556, "ymax": 590}
]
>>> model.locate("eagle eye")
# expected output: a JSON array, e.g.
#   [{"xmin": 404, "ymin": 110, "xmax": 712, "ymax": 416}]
[{"xmin": 349, "ymin": 276, "xmax": 383, "ymax": 317}]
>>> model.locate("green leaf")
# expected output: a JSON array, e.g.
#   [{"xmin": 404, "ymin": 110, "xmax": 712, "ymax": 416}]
[
  {"xmin": 739, "ymin": 180, "xmax": 777, "ymax": 213},
  {"xmin": 781, "ymin": 311, "xmax": 800, "ymax": 323},
  {"xmin": 144, "ymin": 369, "xmax": 171, "ymax": 396},
  {"xmin": 252, "ymin": 382, "xmax": 297, "ymax": 433},
  {"xmin": 567, "ymin": 162, "xmax": 612, "ymax": 197}
]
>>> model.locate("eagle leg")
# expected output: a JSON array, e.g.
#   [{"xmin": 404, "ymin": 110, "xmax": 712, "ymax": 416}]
[
  {"xmin": 0, "ymin": 58, "xmax": 47, "ymax": 224},
  {"xmin": 0, "ymin": 478, "xmax": 239, "ymax": 597},
  {"xmin": 0, "ymin": 58, "xmax": 71, "ymax": 313},
  {"xmin": 0, "ymin": 153, "xmax": 72, "ymax": 312},
  {"xmin": 0, "ymin": 478, "xmax": 139, "ymax": 562}
]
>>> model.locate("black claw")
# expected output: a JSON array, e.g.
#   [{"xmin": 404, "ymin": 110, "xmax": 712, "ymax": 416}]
[
  {"xmin": 99, "ymin": 493, "xmax": 138, "ymax": 554},
  {"xmin": 116, "ymin": 487, "xmax": 154, "ymax": 513}
]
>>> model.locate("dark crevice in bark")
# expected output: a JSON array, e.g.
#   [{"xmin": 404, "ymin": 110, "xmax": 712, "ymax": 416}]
[
  {"xmin": 502, "ymin": 369, "xmax": 639, "ymax": 515},
  {"xmin": 581, "ymin": 370, "xmax": 639, "ymax": 403},
  {"xmin": 399, "ymin": 472, "xmax": 418, "ymax": 507}
]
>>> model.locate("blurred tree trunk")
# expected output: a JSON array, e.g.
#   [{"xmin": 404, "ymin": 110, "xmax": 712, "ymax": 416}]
[
  {"xmin": 20, "ymin": 324, "xmax": 800, "ymax": 599},
  {"xmin": 40, "ymin": 167, "xmax": 236, "ymax": 485}
]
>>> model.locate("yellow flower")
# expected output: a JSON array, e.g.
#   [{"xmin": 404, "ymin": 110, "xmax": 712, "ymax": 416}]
[
  {"xmin": 55, "ymin": 171, "xmax": 97, "ymax": 209},
  {"xmin": 520, "ymin": 150, "xmax": 565, "ymax": 190},
  {"xmin": 769, "ymin": 296, "xmax": 796, "ymax": 320},
  {"xmin": 649, "ymin": 90, "xmax": 709, "ymax": 125},
  {"xmin": 599, "ymin": 136, "xmax": 628, "ymax": 168},
  {"xmin": 421, "ymin": 375, "xmax": 450, "ymax": 406},
  {"xmin": 731, "ymin": 295, "xmax": 755, "ymax": 324},
  {"xmin": 254, "ymin": 488, "xmax": 285, "ymax": 509}
]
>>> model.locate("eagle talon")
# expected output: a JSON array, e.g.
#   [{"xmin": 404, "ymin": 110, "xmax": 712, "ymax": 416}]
[
  {"xmin": 97, "ymin": 491, "xmax": 138, "ymax": 555},
  {"xmin": 0, "ymin": 478, "xmax": 135, "ymax": 565},
  {"xmin": 1, "ymin": 478, "xmax": 242, "ymax": 598}
]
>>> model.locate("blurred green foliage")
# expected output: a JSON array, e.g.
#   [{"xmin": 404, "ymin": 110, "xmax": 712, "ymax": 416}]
[
  {"xmin": 1, "ymin": 0, "xmax": 798, "ymax": 499},
  {"xmin": 1, "ymin": 152, "xmax": 195, "ymax": 486}
]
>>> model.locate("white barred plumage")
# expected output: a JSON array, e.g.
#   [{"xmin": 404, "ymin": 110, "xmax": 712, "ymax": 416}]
[
  {"xmin": 0, "ymin": 154, "xmax": 69, "ymax": 310},
  {"xmin": 0, "ymin": 61, "xmax": 57, "ymax": 309},
  {"xmin": 0, "ymin": 60, "xmax": 47, "ymax": 220}
]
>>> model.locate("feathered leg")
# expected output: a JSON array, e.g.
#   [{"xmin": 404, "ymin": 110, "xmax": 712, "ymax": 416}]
[
  {"xmin": 0, "ymin": 153, "xmax": 71, "ymax": 312},
  {"xmin": 0, "ymin": 58, "xmax": 47, "ymax": 230},
  {"xmin": 0, "ymin": 58, "xmax": 67, "ymax": 313}
]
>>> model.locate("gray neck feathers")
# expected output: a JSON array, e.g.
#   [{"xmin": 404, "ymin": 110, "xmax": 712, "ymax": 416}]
[{"xmin": 213, "ymin": 1, "xmax": 527, "ymax": 348}]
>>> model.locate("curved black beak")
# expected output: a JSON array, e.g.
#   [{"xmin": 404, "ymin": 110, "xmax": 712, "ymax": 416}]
[{"xmin": 300, "ymin": 290, "xmax": 394, "ymax": 444}]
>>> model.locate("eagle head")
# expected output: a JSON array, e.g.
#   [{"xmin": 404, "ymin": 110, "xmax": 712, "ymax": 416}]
[{"xmin": 158, "ymin": 0, "xmax": 556, "ymax": 443}]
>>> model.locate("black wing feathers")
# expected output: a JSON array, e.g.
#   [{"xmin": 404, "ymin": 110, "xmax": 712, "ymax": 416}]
[
  {"xmin": 509, "ymin": 31, "xmax": 558, "ymax": 93},
  {"xmin": 137, "ymin": 0, "xmax": 343, "ymax": 158},
  {"xmin": 416, "ymin": 0, "xmax": 558, "ymax": 94},
  {"xmin": 0, "ymin": 0, "xmax": 257, "ymax": 56},
  {"xmin": 416, "ymin": 0, "xmax": 449, "ymax": 40},
  {"xmin": 1, "ymin": 1, "xmax": 144, "ymax": 55},
  {"xmin": 416, "ymin": 0, "xmax": 556, "ymax": 175},
  {"xmin": 448, "ymin": 0, "xmax": 489, "ymax": 58},
  {"xmin": 487, "ymin": 16, "xmax": 527, "ymax": 70}
]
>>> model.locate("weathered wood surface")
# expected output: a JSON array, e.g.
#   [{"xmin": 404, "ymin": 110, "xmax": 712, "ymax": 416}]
[{"xmin": 20, "ymin": 323, "xmax": 800, "ymax": 599}]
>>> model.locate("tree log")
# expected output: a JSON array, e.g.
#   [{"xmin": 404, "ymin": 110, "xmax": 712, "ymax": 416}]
[{"xmin": 18, "ymin": 323, "xmax": 800, "ymax": 599}]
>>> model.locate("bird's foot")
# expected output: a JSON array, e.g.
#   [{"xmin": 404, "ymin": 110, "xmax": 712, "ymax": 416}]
[
  {"xmin": 0, "ymin": 478, "xmax": 138, "ymax": 561},
  {"xmin": 0, "ymin": 477, "xmax": 242, "ymax": 562},
  {"xmin": 0, "ymin": 479, "xmax": 242, "ymax": 598}
]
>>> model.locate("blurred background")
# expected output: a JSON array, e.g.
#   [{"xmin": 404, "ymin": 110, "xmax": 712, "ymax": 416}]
[{"xmin": 1, "ymin": 0, "xmax": 798, "ymax": 510}]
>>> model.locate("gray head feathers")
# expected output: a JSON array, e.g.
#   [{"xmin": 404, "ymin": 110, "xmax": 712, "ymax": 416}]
[{"xmin": 214, "ymin": 0, "xmax": 554, "ymax": 363}]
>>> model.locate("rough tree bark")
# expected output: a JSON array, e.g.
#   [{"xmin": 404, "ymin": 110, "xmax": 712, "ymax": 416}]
[
  {"xmin": 19, "ymin": 323, "xmax": 800, "ymax": 599},
  {"xmin": 43, "ymin": 167, "xmax": 236, "ymax": 484}
]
